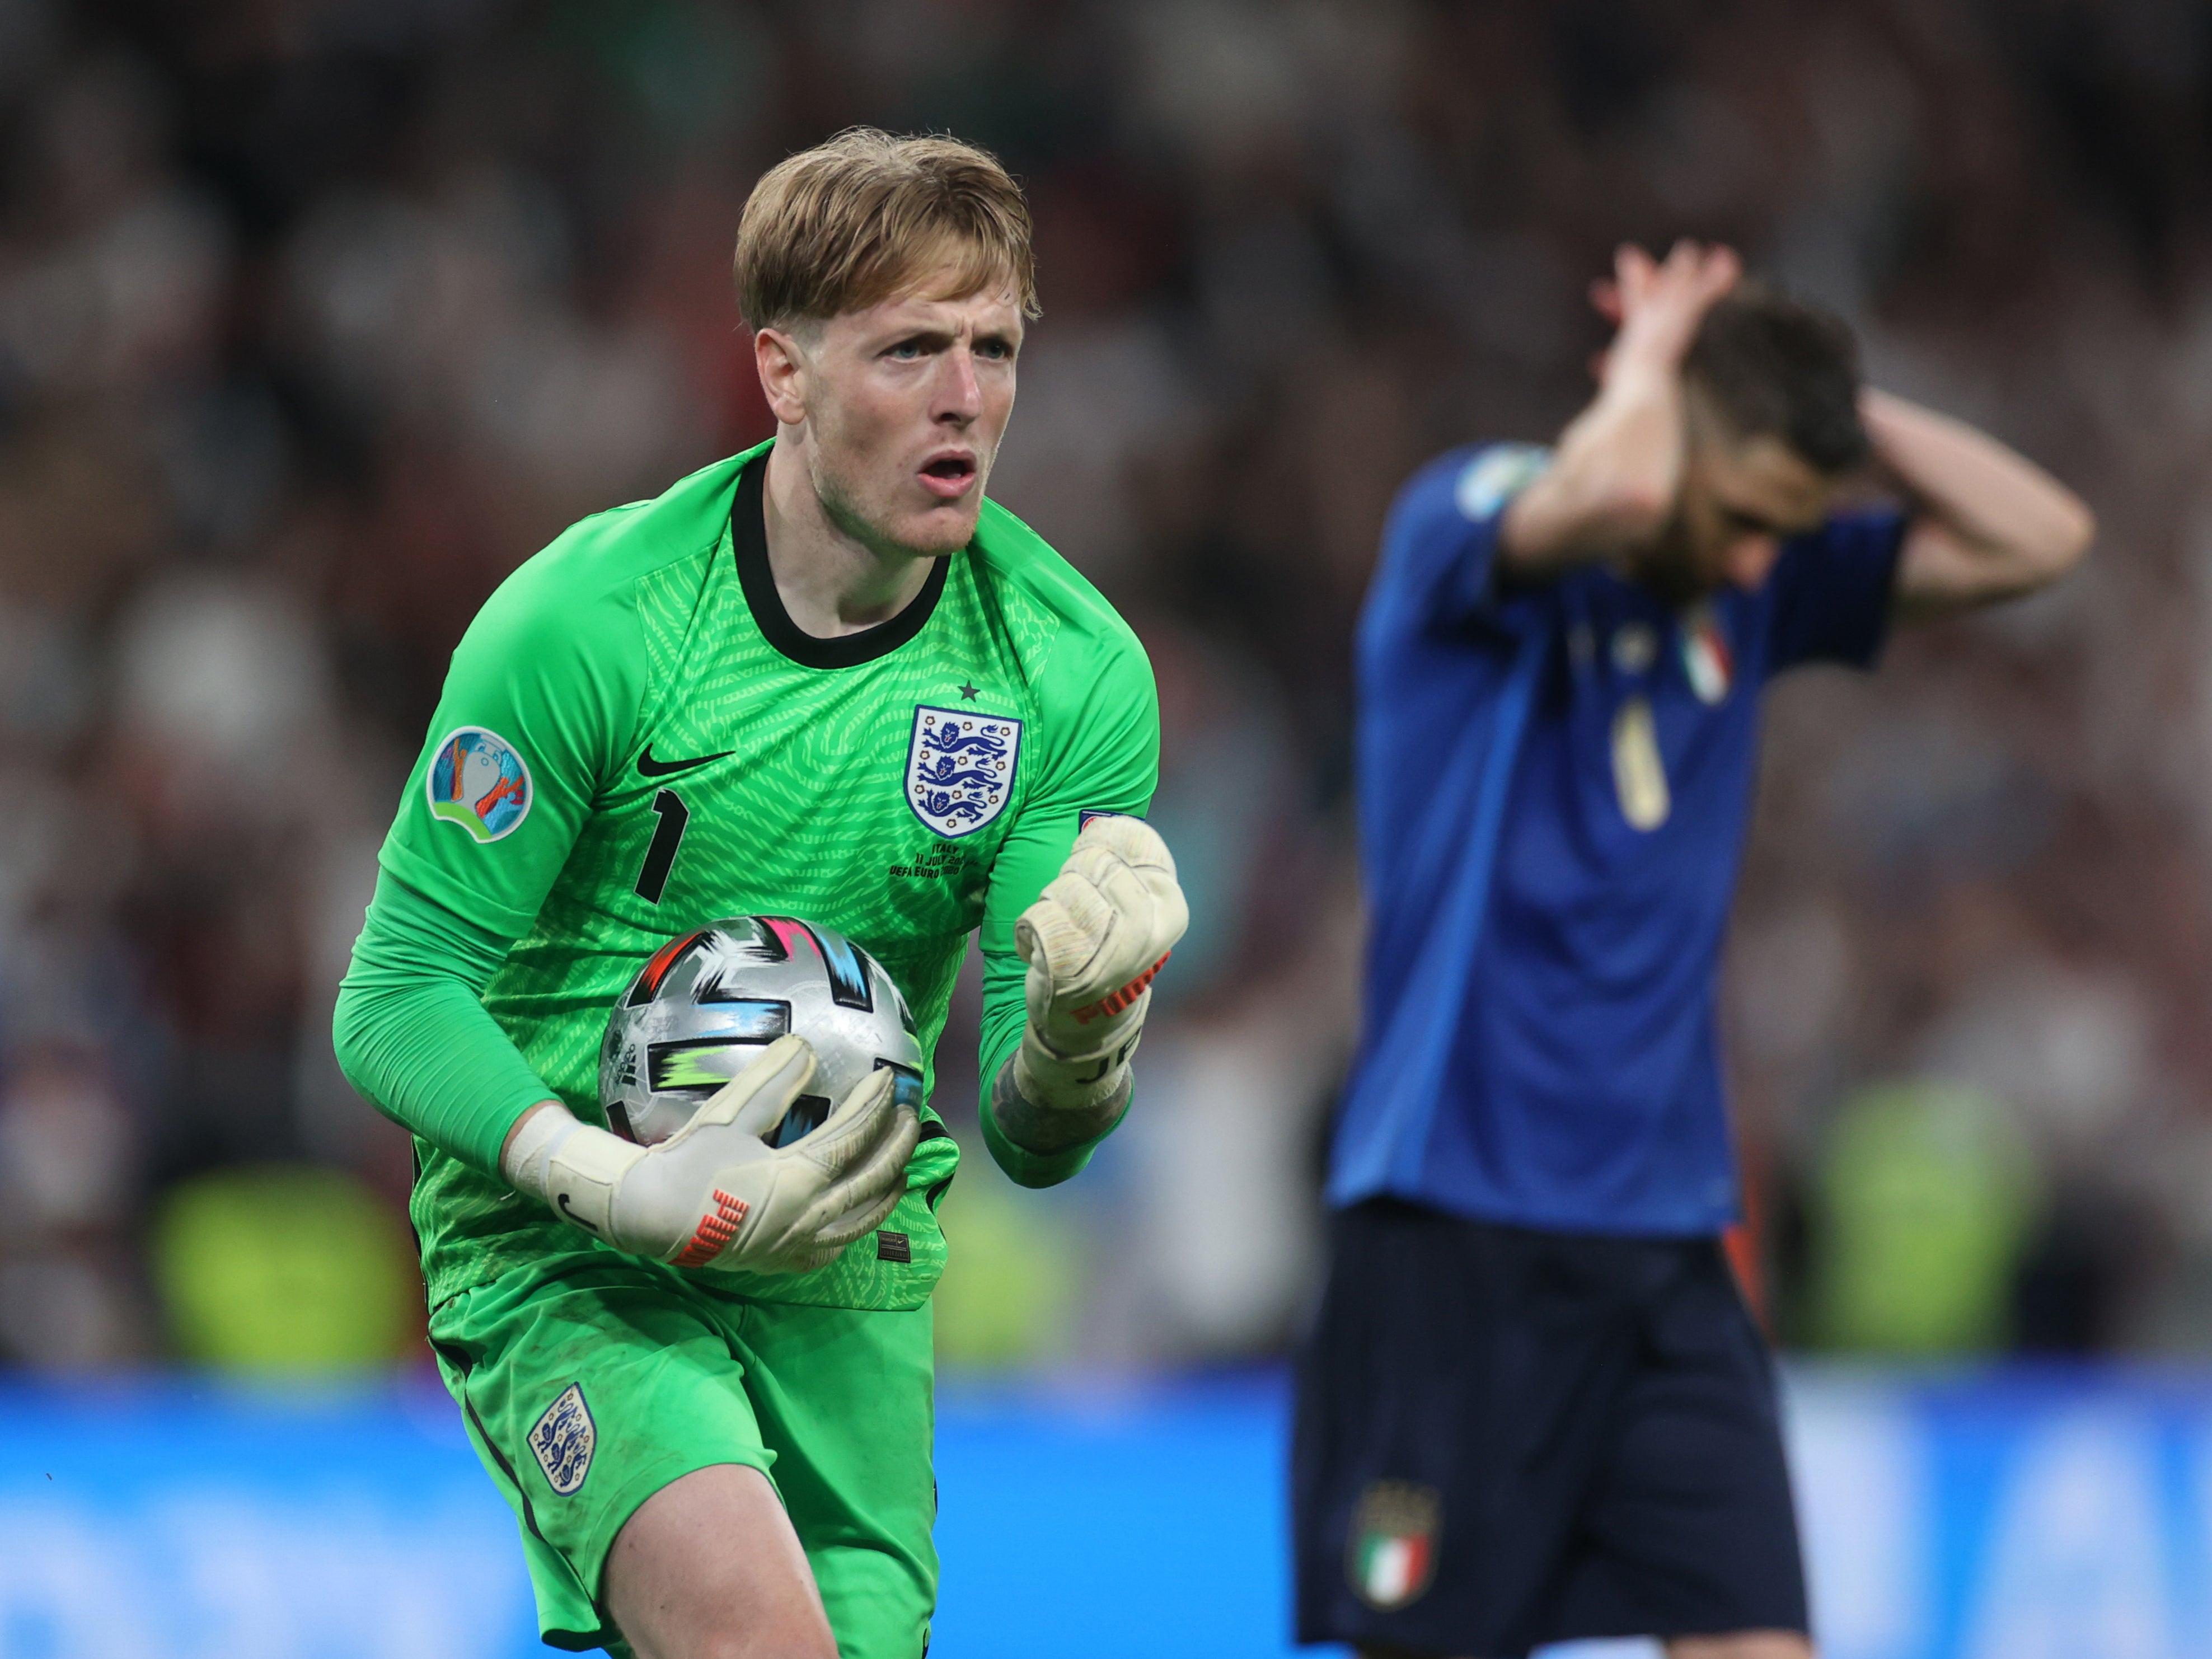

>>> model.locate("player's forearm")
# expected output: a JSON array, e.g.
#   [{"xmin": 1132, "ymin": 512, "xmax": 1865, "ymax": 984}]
[
  {"xmin": 976, "ymin": 968, "xmax": 1122, "ymax": 1187},
  {"xmin": 1498, "ymin": 357, "xmax": 1684, "ymax": 575},
  {"xmin": 988, "ymin": 1059, "xmax": 1129, "ymax": 1152},
  {"xmin": 981, "ymin": 1057, "xmax": 1126, "ymax": 1188},
  {"xmin": 977, "ymin": 953, "xmax": 1150, "ymax": 1188},
  {"xmin": 333, "ymin": 967, "xmax": 565, "ymax": 1173},
  {"xmin": 1866, "ymin": 388, "xmax": 2095, "ymax": 612},
  {"xmin": 334, "ymin": 871, "xmax": 568, "ymax": 1175},
  {"xmin": 976, "ymin": 996, "xmax": 1127, "ymax": 1187}
]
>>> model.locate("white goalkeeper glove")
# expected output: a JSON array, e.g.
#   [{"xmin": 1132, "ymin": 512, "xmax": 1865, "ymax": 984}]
[
  {"xmin": 502, "ymin": 1035, "xmax": 918, "ymax": 1274},
  {"xmin": 1000, "ymin": 816, "xmax": 1188, "ymax": 1137}
]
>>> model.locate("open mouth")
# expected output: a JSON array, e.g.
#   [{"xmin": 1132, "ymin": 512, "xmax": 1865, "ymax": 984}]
[{"xmin": 918, "ymin": 454, "xmax": 977, "ymax": 499}]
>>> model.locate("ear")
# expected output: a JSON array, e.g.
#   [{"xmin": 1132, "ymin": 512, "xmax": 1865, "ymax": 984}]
[{"xmin": 754, "ymin": 326, "xmax": 809, "ymax": 429}]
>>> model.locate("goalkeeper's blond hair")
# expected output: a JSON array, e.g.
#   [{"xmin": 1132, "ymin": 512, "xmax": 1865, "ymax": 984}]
[{"xmin": 735, "ymin": 128, "xmax": 1039, "ymax": 331}]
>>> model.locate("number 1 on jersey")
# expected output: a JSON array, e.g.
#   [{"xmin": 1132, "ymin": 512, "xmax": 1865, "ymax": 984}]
[{"xmin": 635, "ymin": 790, "xmax": 690, "ymax": 905}]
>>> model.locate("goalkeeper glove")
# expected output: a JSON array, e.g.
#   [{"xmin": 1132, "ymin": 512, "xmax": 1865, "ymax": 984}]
[
  {"xmin": 502, "ymin": 1035, "xmax": 918, "ymax": 1273},
  {"xmin": 1001, "ymin": 815, "xmax": 1188, "ymax": 1136}
]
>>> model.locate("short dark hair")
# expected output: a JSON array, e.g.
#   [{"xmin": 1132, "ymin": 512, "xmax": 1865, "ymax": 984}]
[{"xmin": 1684, "ymin": 283, "xmax": 1869, "ymax": 475}]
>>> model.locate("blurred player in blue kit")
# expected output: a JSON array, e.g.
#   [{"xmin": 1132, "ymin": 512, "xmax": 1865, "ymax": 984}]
[{"xmin": 1294, "ymin": 242, "xmax": 2096, "ymax": 1658}]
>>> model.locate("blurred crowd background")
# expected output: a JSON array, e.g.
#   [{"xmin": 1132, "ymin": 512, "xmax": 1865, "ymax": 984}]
[{"xmin": 0, "ymin": 0, "xmax": 2206, "ymax": 1374}]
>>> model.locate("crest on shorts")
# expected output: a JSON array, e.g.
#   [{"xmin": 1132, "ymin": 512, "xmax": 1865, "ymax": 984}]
[
  {"xmin": 906, "ymin": 706, "xmax": 1021, "ymax": 838},
  {"xmin": 1348, "ymin": 1480, "xmax": 1441, "ymax": 1611},
  {"xmin": 428, "ymin": 726, "xmax": 532, "ymax": 842},
  {"xmin": 528, "ymin": 1382, "xmax": 596, "ymax": 1496}
]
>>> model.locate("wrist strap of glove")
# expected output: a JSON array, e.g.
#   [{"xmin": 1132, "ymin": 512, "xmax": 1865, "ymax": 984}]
[
  {"xmin": 994, "ymin": 1048, "xmax": 1133, "ymax": 1155},
  {"xmin": 502, "ymin": 1103, "xmax": 644, "ymax": 1242},
  {"xmin": 502, "ymin": 1103, "xmax": 580, "ymax": 1199}
]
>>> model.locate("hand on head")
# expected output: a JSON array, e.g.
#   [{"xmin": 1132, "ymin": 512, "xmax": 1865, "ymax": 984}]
[{"xmin": 1587, "ymin": 240, "xmax": 1741, "ymax": 385}]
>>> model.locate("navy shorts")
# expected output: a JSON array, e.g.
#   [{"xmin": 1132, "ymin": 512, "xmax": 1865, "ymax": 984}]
[{"xmin": 1291, "ymin": 1201, "xmax": 1807, "ymax": 1655}]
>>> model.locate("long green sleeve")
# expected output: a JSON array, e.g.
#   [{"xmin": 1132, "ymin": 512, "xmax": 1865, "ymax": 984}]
[{"xmin": 333, "ymin": 871, "xmax": 561, "ymax": 1177}]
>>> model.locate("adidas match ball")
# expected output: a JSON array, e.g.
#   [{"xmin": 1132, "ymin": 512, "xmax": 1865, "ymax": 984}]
[{"xmin": 599, "ymin": 916, "xmax": 924, "ymax": 1148}]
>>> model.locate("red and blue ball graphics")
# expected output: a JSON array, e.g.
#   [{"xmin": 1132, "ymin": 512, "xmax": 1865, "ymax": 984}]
[{"xmin": 599, "ymin": 917, "xmax": 922, "ymax": 1148}]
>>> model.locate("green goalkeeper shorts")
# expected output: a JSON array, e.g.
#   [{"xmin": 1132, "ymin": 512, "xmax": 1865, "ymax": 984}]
[{"xmin": 427, "ymin": 1252, "xmax": 937, "ymax": 1658}]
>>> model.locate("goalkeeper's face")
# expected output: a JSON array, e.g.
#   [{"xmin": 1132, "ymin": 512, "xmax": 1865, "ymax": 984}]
[{"xmin": 765, "ymin": 275, "xmax": 1024, "ymax": 559}]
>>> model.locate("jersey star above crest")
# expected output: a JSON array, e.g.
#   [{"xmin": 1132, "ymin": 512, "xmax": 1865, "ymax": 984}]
[{"xmin": 958, "ymin": 681, "xmax": 979, "ymax": 701}]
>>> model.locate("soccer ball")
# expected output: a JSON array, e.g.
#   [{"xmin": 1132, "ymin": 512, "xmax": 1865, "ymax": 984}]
[{"xmin": 599, "ymin": 916, "xmax": 924, "ymax": 1148}]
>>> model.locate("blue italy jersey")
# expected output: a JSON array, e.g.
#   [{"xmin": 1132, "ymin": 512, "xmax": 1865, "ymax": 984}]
[{"xmin": 1328, "ymin": 444, "xmax": 1907, "ymax": 1234}]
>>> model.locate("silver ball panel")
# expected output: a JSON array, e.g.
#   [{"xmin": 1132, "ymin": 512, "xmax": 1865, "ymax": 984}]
[{"xmin": 598, "ymin": 917, "xmax": 922, "ymax": 1146}]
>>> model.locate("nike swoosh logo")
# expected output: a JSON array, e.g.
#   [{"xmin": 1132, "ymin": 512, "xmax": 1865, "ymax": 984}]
[
  {"xmin": 639, "ymin": 744, "xmax": 733, "ymax": 778},
  {"xmin": 555, "ymin": 1192, "xmax": 599, "ymax": 1233}
]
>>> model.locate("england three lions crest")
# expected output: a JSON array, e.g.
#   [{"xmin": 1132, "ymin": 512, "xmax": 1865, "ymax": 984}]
[
  {"xmin": 527, "ymin": 1382, "xmax": 596, "ymax": 1497},
  {"xmin": 906, "ymin": 706, "xmax": 1021, "ymax": 838}
]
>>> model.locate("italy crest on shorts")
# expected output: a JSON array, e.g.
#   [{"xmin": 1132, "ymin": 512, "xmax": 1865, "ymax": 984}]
[
  {"xmin": 906, "ymin": 706, "xmax": 1021, "ymax": 838},
  {"xmin": 428, "ymin": 726, "xmax": 532, "ymax": 842},
  {"xmin": 527, "ymin": 1382, "xmax": 596, "ymax": 1496},
  {"xmin": 1348, "ymin": 1480, "xmax": 1441, "ymax": 1611}
]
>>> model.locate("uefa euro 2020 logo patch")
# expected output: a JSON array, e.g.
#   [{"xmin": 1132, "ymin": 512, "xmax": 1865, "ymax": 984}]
[
  {"xmin": 1455, "ymin": 443, "xmax": 1551, "ymax": 521},
  {"xmin": 528, "ymin": 1382, "xmax": 595, "ymax": 1496},
  {"xmin": 428, "ymin": 727, "xmax": 532, "ymax": 843},
  {"xmin": 906, "ymin": 706, "xmax": 1021, "ymax": 838},
  {"xmin": 1348, "ymin": 1480, "xmax": 1441, "ymax": 1611}
]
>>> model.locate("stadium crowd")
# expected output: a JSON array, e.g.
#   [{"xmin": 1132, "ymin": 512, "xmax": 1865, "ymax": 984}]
[{"xmin": 0, "ymin": 0, "xmax": 2206, "ymax": 1369}]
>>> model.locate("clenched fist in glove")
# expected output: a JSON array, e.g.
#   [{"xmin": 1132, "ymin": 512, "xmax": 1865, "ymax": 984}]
[
  {"xmin": 995, "ymin": 815, "xmax": 1189, "ymax": 1150},
  {"xmin": 502, "ymin": 1035, "xmax": 918, "ymax": 1274}
]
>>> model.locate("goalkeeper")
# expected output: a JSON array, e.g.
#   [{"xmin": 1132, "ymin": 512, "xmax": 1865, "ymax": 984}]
[{"xmin": 333, "ymin": 130, "xmax": 1186, "ymax": 1659}]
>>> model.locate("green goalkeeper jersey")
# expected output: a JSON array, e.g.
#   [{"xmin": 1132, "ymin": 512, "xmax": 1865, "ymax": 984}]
[{"xmin": 335, "ymin": 443, "xmax": 1160, "ymax": 1313}]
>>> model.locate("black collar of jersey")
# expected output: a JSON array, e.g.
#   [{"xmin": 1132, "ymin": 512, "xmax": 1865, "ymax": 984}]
[{"xmin": 730, "ymin": 451, "xmax": 950, "ymax": 671}]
